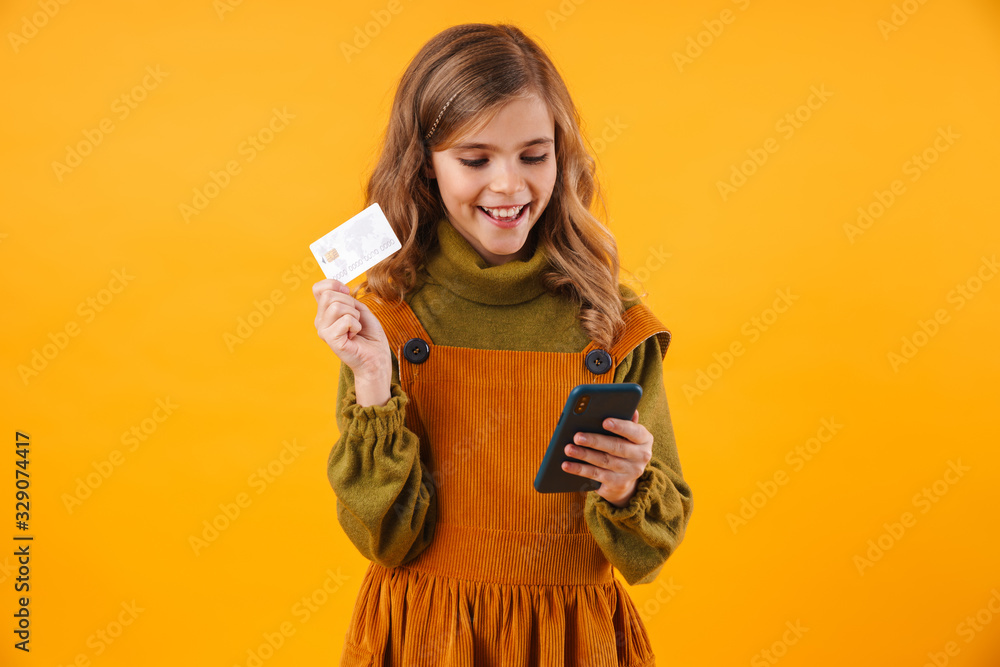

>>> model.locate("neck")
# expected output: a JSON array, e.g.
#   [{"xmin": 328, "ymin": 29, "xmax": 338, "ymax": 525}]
[{"xmin": 422, "ymin": 217, "xmax": 549, "ymax": 305}]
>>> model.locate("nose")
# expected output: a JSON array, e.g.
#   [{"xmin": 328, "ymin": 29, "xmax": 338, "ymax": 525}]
[{"xmin": 489, "ymin": 158, "xmax": 526, "ymax": 195}]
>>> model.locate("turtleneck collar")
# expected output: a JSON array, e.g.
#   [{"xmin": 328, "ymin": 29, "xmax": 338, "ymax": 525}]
[{"xmin": 422, "ymin": 217, "xmax": 549, "ymax": 305}]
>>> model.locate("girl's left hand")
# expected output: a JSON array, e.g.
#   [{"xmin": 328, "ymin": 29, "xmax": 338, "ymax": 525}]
[{"xmin": 562, "ymin": 410, "xmax": 652, "ymax": 508}]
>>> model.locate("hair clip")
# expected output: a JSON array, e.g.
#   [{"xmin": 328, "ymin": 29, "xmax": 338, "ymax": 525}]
[{"xmin": 424, "ymin": 91, "xmax": 459, "ymax": 141}]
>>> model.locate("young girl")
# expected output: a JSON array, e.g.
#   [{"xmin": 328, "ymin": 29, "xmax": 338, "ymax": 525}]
[{"xmin": 313, "ymin": 23, "xmax": 694, "ymax": 667}]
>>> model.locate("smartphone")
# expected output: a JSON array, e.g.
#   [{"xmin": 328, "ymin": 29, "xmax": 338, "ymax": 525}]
[{"xmin": 533, "ymin": 383, "xmax": 643, "ymax": 494}]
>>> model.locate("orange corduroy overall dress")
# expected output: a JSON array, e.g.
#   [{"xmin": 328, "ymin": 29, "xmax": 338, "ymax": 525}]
[{"xmin": 340, "ymin": 292, "xmax": 671, "ymax": 667}]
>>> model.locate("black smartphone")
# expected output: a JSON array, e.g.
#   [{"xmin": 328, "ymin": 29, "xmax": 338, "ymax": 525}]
[{"xmin": 534, "ymin": 383, "xmax": 643, "ymax": 494}]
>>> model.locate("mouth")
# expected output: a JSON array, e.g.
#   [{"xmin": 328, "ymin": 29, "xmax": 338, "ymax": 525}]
[{"xmin": 477, "ymin": 202, "xmax": 529, "ymax": 227}]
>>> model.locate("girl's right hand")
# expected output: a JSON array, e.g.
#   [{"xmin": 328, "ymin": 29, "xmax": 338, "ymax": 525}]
[{"xmin": 312, "ymin": 279, "xmax": 391, "ymax": 380}]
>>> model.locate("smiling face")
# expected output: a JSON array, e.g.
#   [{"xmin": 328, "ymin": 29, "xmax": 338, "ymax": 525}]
[{"xmin": 425, "ymin": 94, "xmax": 558, "ymax": 266}]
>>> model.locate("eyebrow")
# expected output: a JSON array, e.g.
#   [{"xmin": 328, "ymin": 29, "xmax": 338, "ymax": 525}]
[{"xmin": 450, "ymin": 137, "xmax": 553, "ymax": 151}]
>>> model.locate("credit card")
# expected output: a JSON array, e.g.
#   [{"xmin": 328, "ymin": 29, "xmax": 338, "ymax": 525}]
[{"xmin": 309, "ymin": 203, "xmax": 402, "ymax": 283}]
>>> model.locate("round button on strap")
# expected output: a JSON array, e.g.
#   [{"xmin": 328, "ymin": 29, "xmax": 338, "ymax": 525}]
[
  {"xmin": 402, "ymin": 337, "xmax": 430, "ymax": 364},
  {"xmin": 585, "ymin": 349, "xmax": 612, "ymax": 375}
]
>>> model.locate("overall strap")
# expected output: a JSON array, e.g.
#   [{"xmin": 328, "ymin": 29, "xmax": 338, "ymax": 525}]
[
  {"xmin": 356, "ymin": 292, "xmax": 433, "ymax": 361},
  {"xmin": 582, "ymin": 303, "xmax": 672, "ymax": 368}
]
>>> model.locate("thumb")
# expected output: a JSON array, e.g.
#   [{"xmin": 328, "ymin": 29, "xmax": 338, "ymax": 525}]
[{"xmin": 632, "ymin": 410, "xmax": 639, "ymax": 423}]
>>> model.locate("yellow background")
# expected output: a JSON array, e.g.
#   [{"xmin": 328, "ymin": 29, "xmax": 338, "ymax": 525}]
[{"xmin": 2, "ymin": 0, "xmax": 999, "ymax": 665}]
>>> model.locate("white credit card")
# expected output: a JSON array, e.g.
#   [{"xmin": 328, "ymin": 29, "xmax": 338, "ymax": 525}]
[{"xmin": 309, "ymin": 203, "xmax": 402, "ymax": 283}]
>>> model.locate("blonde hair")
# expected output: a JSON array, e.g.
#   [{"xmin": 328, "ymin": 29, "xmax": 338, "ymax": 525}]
[{"xmin": 355, "ymin": 22, "xmax": 642, "ymax": 350}]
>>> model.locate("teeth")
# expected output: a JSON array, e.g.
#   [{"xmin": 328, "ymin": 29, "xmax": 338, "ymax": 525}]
[{"xmin": 482, "ymin": 204, "xmax": 525, "ymax": 219}]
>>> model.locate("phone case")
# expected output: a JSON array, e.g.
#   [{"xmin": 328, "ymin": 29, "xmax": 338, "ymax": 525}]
[{"xmin": 533, "ymin": 383, "xmax": 643, "ymax": 494}]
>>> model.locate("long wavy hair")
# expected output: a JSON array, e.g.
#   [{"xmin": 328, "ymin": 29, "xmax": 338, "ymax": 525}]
[{"xmin": 354, "ymin": 23, "xmax": 642, "ymax": 350}]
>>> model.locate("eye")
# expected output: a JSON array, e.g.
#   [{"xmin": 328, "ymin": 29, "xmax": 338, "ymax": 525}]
[{"xmin": 457, "ymin": 154, "xmax": 550, "ymax": 169}]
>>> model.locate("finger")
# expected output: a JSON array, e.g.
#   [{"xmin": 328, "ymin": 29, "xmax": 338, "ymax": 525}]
[
  {"xmin": 574, "ymin": 431, "xmax": 624, "ymax": 457},
  {"xmin": 561, "ymin": 458, "xmax": 611, "ymax": 482},
  {"xmin": 312, "ymin": 279, "xmax": 351, "ymax": 302},
  {"xmin": 345, "ymin": 315, "xmax": 361, "ymax": 338},
  {"xmin": 565, "ymin": 441, "xmax": 625, "ymax": 472},
  {"xmin": 325, "ymin": 312, "xmax": 359, "ymax": 342},
  {"xmin": 319, "ymin": 297, "xmax": 361, "ymax": 327},
  {"xmin": 603, "ymin": 416, "xmax": 639, "ymax": 444},
  {"xmin": 319, "ymin": 288, "xmax": 356, "ymax": 310},
  {"xmin": 335, "ymin": 310, "xmax": 362, "ymax": 338},
  {"xmin": 311, "ymin": 280, "xmax": 328, "ymax": 301},
  {"xmin": 312, "ymin": 279, "xmax": 337, "ymax": 301}
]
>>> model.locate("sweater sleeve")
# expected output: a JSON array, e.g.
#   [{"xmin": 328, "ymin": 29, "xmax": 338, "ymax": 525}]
[
  {"xmin": 583, "ymin": 333, "xmax": 695, "ymax": 586},
  {"xmin": 327, "ymin": 354, "xmax": 437, "ymax": 569}
]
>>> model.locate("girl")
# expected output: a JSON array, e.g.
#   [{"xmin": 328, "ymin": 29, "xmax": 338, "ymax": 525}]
[{"xmin": 313, "ymin": 23, "xmax": 693, "ymax": 667}]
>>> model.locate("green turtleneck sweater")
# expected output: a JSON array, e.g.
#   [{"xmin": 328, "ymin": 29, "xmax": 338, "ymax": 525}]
[{"xmin": 327, "ymin": 218, "xmax": 694, "ymax": 586}]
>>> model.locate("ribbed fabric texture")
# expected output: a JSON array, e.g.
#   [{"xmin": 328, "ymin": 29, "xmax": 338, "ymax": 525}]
[
  {"xmin": 340, "ymin": 293, "xmax": 665, "ymax": 666},
  {"xmin": 328, "ymin": 217, "xmax": 694, "ymax": 666}
]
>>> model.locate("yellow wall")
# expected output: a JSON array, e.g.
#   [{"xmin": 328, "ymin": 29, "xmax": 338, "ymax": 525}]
[{"xmin": 2, "ymin": 0, "xmax": 999, "ymax": 665}]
